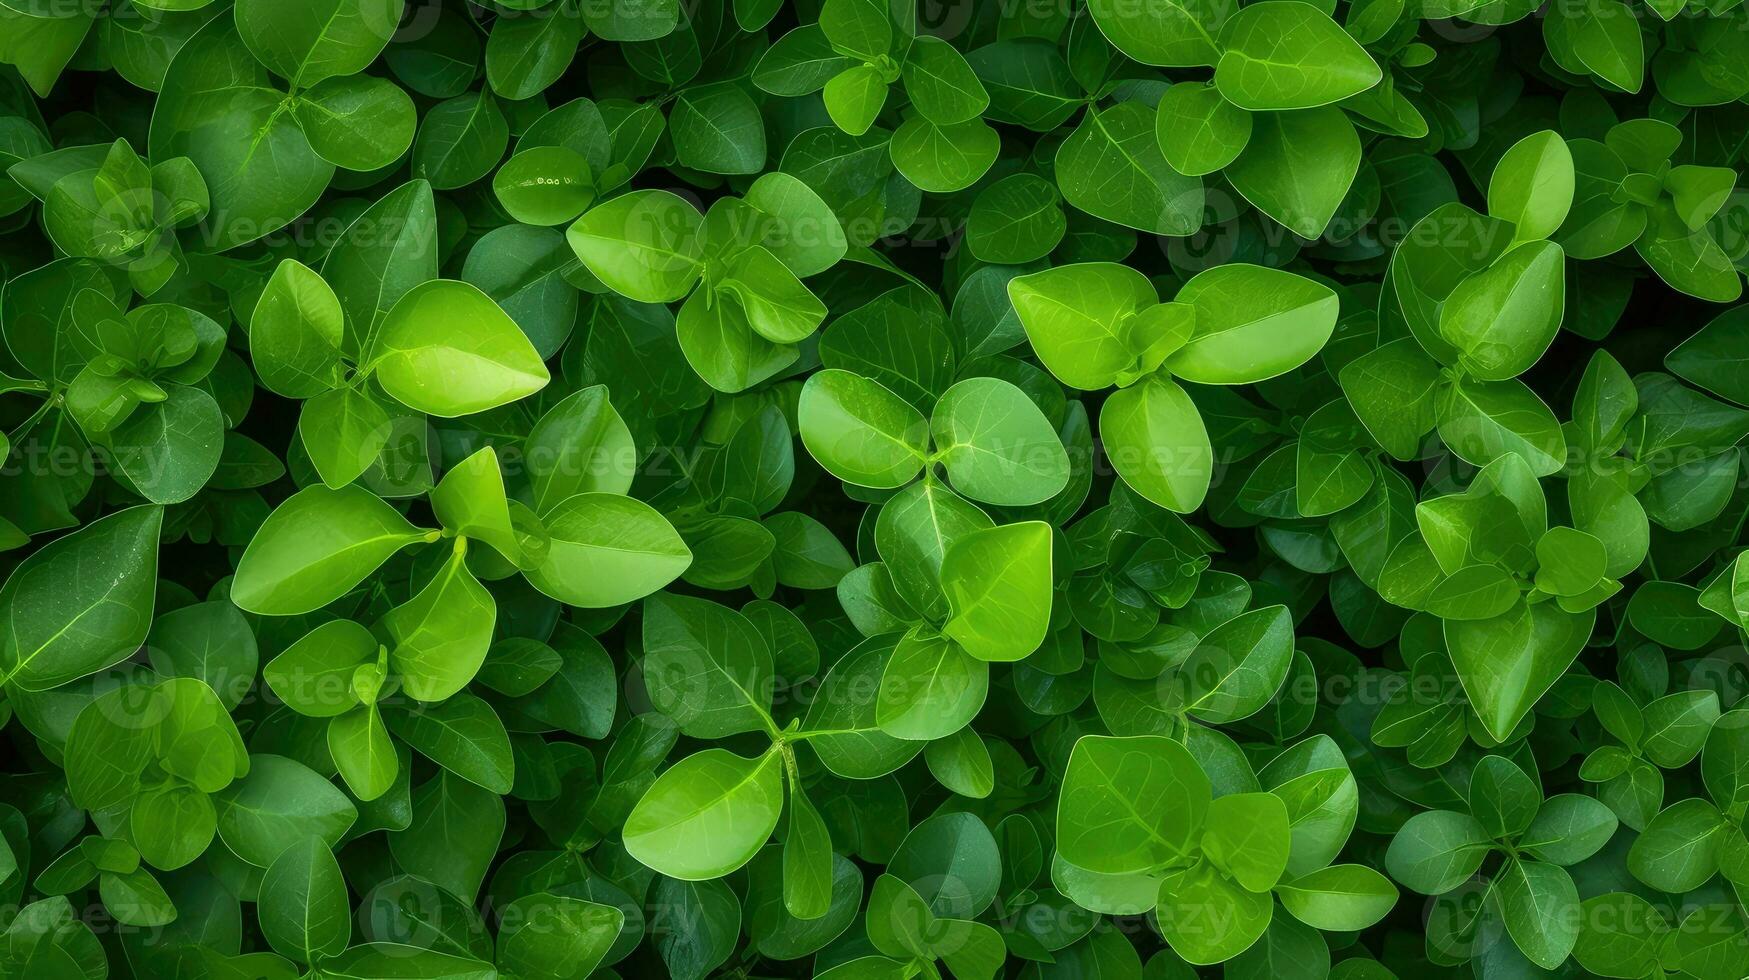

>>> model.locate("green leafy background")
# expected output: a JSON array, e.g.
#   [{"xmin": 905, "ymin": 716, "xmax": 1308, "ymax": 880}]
[{"xmin": 0, "ymin": 0, "xmax": 1748, "ymax": 977}]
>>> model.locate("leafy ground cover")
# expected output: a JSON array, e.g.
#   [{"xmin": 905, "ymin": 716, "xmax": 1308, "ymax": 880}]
[{"xmin": 1, "ymin": 0, "xmax": 1749, "ymax": 978}]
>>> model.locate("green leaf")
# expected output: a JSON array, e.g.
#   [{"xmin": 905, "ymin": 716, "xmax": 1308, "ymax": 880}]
[
  {"xmin": 300, "ymin": 386, "xmax": 393, "ymax": 489},
  {"xmin": 104, "ymin": 384, "xmax": 225, "ymax": 505},
  {"xmin": 493, "ymin": 146, "xmax": 595, "ymax": 227},
  {"xmin": 924, "ymin": 727, "xmax": 995, "ymax": 800},
  {"xmin": 875, "ymin": 627, "xmax": 989, "ymax": 740},
  {"xmin": 1007, "ymin": 262, "xmax": 1164, "ymax": 390},
  {"xmin": 328, "ymin": 705, "xmax": 397, "ymax": 802},
  {"xmin": 370, "ymin": 279, "xmax": 551, "ymax": 417},
  {"xmin": 1437, "ymin": 377, "xmax": 1568, "ymax": 477},
  {"xmin": 1202, "ymin": 791, "xmax": 1290, "ymax": 891},
  {"xmin": 322, "ymin": 179, "xmax": 439, "ymax": 358},
  {"xmin": 486, "ymin": 4, "xmax": 584, "ymax": 101},
  {"xmin": 294, "ymin": 74, "xmax": 417, "ymax": 172},
  {"xmin": 1100, "ymin": 375, "xmax": 1213, "ymax": 514},
  {"xmin": 1549, "ymin": 0, "xmax": 1644, "ymax": 94},
  {"xmin": 1157, "ymin": 861, "xmax": 1272, "ymax": 963},
  {"xmin": 0, "ymin": 505, "xmax": 161, "ymax": 691},
  {"xmin": 965, "ymin": 173, "xmax": 1066, "ymax": 264},
  {"xmin": 1214, "ymin": 1, "xmax": 1381, "ymax": 110},
  {"xmin": 932, "ymin": 377, "xmax": 1070, "ymax": 506},
  {"xmin": 1438, "ymin": 241, "xmax": 1566, "ymax": 382},
  {"xmin": 146, "ymin": 600, "xmax": 259, "ymax": 712},
  {"xmin": 231, "ymin": 485, "xmax": 432, "ymax": 616},
  {"xmin": 411, "ymin": 91, "xmax": 509, "ymax": 190},
  {"xmin": 624, "ymin": 747, "xmax": 784, "ymax": 880},
  {"xmin": 754, "ymin": 26, "xmax": 853, "ymax": 97},
  {"xmin": 498, "ymin": 893, "xmax": 624, "ymax": 980},
  {"xmin": 1469, "ymin": 754, "xmax": 1541, "ymax": 839},
  {"xmin": 1225, "ymin": 106, "xmax": 1361, "ymax": 239},
  {"xmin": 0, "ymin": 8, "xmax": 92, "ymax": 98},
  {"xmin": 523, "ymin": 492, "xmax": 691, "ymax": 607},
  {"xmin": 672, "ymin": 83, "xmax": 767, "ymax": 175},
  {"xmin": 890, "ymin": 116, "xmax": 1000, "ymax": 194},
  {"xmin": 718, "ymin": 246, "xmax": 826, "ymax": 344},
  {"xmin": 578, "ymin": 0, "xmax": 676, "ymax": 39},
  {"xmin": 742, "ymin": 171, "xmax": 847, "ymax": 277},
  {"xmin": 1521, "ymin": 793, "xmax": 1619, "ymax": 865},
  {"xmin": 940, "ymin": 521, "xmax": 1054, "ymax": 663},
  {"xmin": 902, "ymin": 37, "xmax": 988, "ymax": 125},
  {"xmin": 1496, "ymin": 858, "xmax": 1580, "ymax": 969},
  {"xmin": 382, "ymin": 541, "xmax": 495, "ymax": 702},
  {"xmin": 258, "ymin": 837, "xmax": 350, "ymax": 964},
  {"xmin": 1056, "ymin": 102, "xmax": 1203, "ymax": 236},
  {"xmin": 1534, "ymin": 526, "xmax": 1607, "ymax": 597},
  {"xmin": 1166, "ymin": 264, "xmax": 1339, "ymax": 384},
  {"xmin": 149, "ymin": 18, "xmax": 335, "ymax": 250},
  {"xmin": 131, "ymin": 785, "xmax": 218, "ymax": 870},
  {"xmin": 567, "ymin": 190, "xmax": 705, "ymax": 303},
  {"xmin": 1668, "ymin": 305, "xmax": 1749, "ymax": 407},
  {"xmin": 1087, "ymin": 0, "xmax": 1231, "ymax": 67},
  {"xmin": 262, "ymin": 619, "xmax": 372, "ymax": 721},
  {"xmin": 1155, "ymin": 81, "xmax": 1252, "ymax": 176},
  {"xmin": 1426, "ymin": 564, "xmax": 1519, "ymax": 621},
  {"xmin": 1057, "ymin": 734, "xmax": 1211, "ymax": 874},
  {"xmin": 1627, "ymin": 797, "xmax": 1726, "ymax": 893},
  {"xmin": 802, "ymin": 635, "xmax": 927, "ymax": 779},
  {"xmin": 235, "ymin": 0, "xmax": 403, "ymax": 88},
  {"xmin": 782, "ymin": 788, "xmax": 836, "ymax": 920},
  {"xmin": 1488, "ymin": 131, "xmax": 1576, "ymax": 244},
  {"xmin": 249, "ymin": 259, "xmax": 345, "ymax": 399},
  {"xmin": 799, "ymin": 368, "xmax": 929, "ymax": 489},
  {"xmin": 819, "ymin": 0, "xmax": 892, "ymax": 61},
  {"xmin": 99, "ymin": 866, "xmax": 176, "ymax": 927},
  {"xmin": 675, "ymin": 282, "xmax": 801, "ymax": 394},
  {"xmin": 1384, "ymin": 810, "xmax": 1491, "ymax": 894},
  {"xmin": 388, "ymin": 693, "xmax": 514, "ymax": 793},
  {"xmin": 214, "ymin": 755, "xmax": 357, "ymax": 868},
  {"xmin": 430, "ymin": 446, "xmax": 521, "ymax": 564},
  {"xmin": 388, "ymin": 771, "xmax": 504, "ymax": 901},
  {"xmin": 822, "ymin": 65, "xmax": 888, "ymax": 137},
  {"xmin": 1276, "ymin": 865, "xmax": 1398, "ymax": 931},
  {"xmin": 641, "ymin": 593, "xmax": 774, "ymax": 738},
  {"xmin": 1182, "ymin": 605, "xmax": 1294, "ymax": 723},
  {"xmin": 320, "ymin": 943, "xmax": 497, "ymax": 979},
  {"xmin": 1573, "ymin": 892, "xmax": 1668, "ymax": 979},
  {"xmin": 1446, "ymin": 600, "xmax": 1594, "ymax": 742},
  {"xmin": 524, "ymin": 384, "xmax": 637, "ymax": 511}
]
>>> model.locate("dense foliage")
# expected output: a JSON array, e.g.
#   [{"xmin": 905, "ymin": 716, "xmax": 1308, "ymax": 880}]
[{"xmin": 1, "ymin": 0, "xmax": 1748, "ymax": 978}]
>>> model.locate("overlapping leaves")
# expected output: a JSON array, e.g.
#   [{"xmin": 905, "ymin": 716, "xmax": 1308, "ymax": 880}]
[{"xmin": 1, "ymin": 0, "xmax": 1749, "ymax": 978}]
